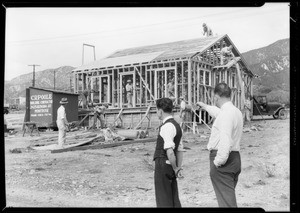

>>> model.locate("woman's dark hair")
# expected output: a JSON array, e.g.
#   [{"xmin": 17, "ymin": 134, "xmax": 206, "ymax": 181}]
[
  {"xmin": 214, "ymin": 82, "xmax": 231, "ymax": 98},
  {"xmin": 156, "ymin": 98, "xmax": 173, "ymax": 113}
]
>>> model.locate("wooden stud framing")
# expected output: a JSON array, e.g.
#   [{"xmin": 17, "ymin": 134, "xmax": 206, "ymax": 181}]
[
  {"xmin": 181, "ymin": 61, "xmax": 184, "ymax": 96},
  {"xmin": 74, "ymin": 36, "xmax": 254, "ymax": 131},
  {"xmin": 188, "ymin": 60, "xmax": 192, "ymax": 105}
]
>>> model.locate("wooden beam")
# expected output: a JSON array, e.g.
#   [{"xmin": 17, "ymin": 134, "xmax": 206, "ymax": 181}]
[
  {"xmin": 145, "ymin": 68, "xmax": 148, "ymax": 103},
  {"xmin": 133, "ymin": 68, "xmax": 136, "ymax": 107},
  {"xmin": 51, "ymin": 137, "xmax": 157, "ymax": 153},
  {"xmin": 77, "ymin": 113, "xmax": 90, "ymax": 127},
  {"xmin": 140, "ymin": 66, "xmax": 142, "ymax": 106},
  {"xmin": 113, "ymin": 108, "xmax": 124, "ymax": 126},
  {"xmin": 134, "ymin": 103, "xmax": 152, "ymax": 129},
  {"xmin": 135, "ymin": 66, "xmax": 155, "ymax": 101},
  {"xmin": 181, "ymin": 61, "xmax": 184, "ymax": 96},
  {"xmin": 188, "ymin": 60, "xmax": 192, "ymax": 105},
  {"xmin": 174, "ymin": 62, "xmax": 178, "ymax": 104},
  {"xmin": 112, "ymin": 70, "xmax": 115, "ymax": 107},
  {"xmin": 235, "ymin": 62, "xmax": 245, "ymax": 110},
  {"xmin": 193, "ymin": 61, "xmax": 196, "ymax": 104},
  {"xmin": 197, "ymin": 65, "xmax": 200, "ymax": 103}
]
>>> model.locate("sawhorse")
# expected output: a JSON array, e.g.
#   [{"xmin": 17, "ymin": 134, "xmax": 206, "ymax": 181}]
[{"xmin": 23, "ymin": 122, "xmax": 40, "ymax": 137}]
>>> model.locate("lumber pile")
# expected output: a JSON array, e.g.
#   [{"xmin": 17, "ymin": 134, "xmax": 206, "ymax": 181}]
[
  {"xmin": 51, "ymin": 137, "xmax": 156, "ymax": 154},
  {"xmin": 29, "ymin": 127, "xmax": 151, "ymax": 151}
]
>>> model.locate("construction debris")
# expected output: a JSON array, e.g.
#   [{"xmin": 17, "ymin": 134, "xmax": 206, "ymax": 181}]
[
  {"xmin": 243, "ymin": 124, "xmax": 264, "ymax": 133},
  {"xmin": 28, "ymin": 126, "xmax": 153, "ymax": 153},
  {"xmin": 51, "ymin": 137, "xmax": 156, "ymax": 154}
]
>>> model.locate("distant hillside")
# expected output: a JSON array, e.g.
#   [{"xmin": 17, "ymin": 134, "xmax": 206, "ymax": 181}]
[
  {"xmin": 242, "ymin": 38, "xmax": 290, "ymax": 104},
  {"xmin": 4, "ymin": 38, "xmax": 290, "ymax": 106},
  {"xmin": 4, "ymin": 66, "xmax": 75, "ymax": 104}
]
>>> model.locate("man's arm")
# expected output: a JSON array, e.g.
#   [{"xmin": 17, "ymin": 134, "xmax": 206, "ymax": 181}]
[
  {"xmin": 166, "ymin": 149, "xmax": 179, "ymax": 170},
  {"xmin": 166, "ymin": 149, "xmax": 181, "ymax": 177},
  {"xmin": 160, "ymin": 123, "xmax": 182, "ymax": 176},
  {"xmin": 196, "ymin": 102, "xmax": 220, "ymax": 118},
  {"xmin": 63, "ymin": 109, "xmax": 68, "ymax": 125},
  {"xmin": 176, "ymin": 150, "xmax": 183, "ymax": 168}
]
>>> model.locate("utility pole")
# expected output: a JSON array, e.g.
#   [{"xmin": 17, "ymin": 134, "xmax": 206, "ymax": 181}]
[
  {"xmin": 69, "ymin": 75, "xmax": 72, "ymax": 92},
  {"xmin": 82, "ymin": 43, "xmax": 96, "ymax": 65},
  {"xmin": 28, "ymin": 64, "xmax": 40, "ymax": 87},
  {"xmin": 53, "ymin": 70, "xmax": 56, "ymax": 90}
]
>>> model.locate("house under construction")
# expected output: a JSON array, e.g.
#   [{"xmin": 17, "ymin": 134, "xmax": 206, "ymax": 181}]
[{"xmin": 72, "ymin": 34, "xmax": 254, "ymax": 130}]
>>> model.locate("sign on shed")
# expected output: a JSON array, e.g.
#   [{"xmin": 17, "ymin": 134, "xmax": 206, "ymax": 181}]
[{"xmin": 25, "ymin": 87, "xmax": 79, "ymax": 128}]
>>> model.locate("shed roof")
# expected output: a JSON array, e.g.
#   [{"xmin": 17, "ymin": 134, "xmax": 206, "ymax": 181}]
[
  {"xmin": 73, "ymin": 34, "xmax": 252, "ymax": 75},
  {"xmin": 29, "ymin": 87, "xmax": 79, "ymax": 95},
  {"xmin": 107, "ymin": 35, "xmax": 222, "ymax": 61},
  {"xmin": 73, "ymin": 51, "xmax": 164, "ymax": 72}
]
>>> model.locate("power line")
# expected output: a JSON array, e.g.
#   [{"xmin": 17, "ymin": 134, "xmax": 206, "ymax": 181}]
[
  {"xmin": 7, "ymin": 7, "xmax": 288, "ymax": 46},
  {"xmin": 6, "ymin": 8, "xmax": 253, "ymax": 44}
]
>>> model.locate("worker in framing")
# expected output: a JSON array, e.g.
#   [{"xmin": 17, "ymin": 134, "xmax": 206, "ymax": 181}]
[
  {"xmin": 126, "ymin": 79, "xmax": 133, "ymax": 107},
  {"xmin": 56, "ymin": 98, "xmax": 69, "ymax": 148},
  {"xmin": 93, "ymin": 104, "xmax": 108, "ymax": 129},
  {"xmin": 244, "ymin": 95, "xmax": 252, "ymax": 127},
  {"xmin": 179, "ymin": 96, "xmax": 186, "ymax": 129},
  {"xmin": 202, "ymin": 23, "xmax": 213, "ymax": 37},
  {"xmin": 167, "ymin": 78, "xmax": 177, "ymax": 103},
  {"xmin": 153, "ymin": 97, "xmax": 184, "ymax": 207},
  {"xmin": 167, "ymin": 78, "xmax": 175, "ymax": 98},
  {"xmin": 220, "ymin": 45, "xmax": 234, "ymax": 65}
]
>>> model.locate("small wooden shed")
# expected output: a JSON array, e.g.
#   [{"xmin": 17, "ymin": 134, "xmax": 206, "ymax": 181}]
[{"xmin": 25, "ymin": 87, "xmax": 79, "ymax": 128}]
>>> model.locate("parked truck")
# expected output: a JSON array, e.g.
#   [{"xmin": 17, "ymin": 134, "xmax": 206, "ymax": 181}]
[{"xmin": 252, "ymin": 95, "xmax": 287, "ymax": 119}]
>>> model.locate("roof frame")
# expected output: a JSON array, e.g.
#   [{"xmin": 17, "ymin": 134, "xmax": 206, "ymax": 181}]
[{"xmin": 190, "ymin": 34, "xmax": 253, "ymax": 76}]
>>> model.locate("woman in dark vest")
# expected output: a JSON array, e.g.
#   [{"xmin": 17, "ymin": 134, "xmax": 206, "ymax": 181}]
[{"xmin": 153, "ymin": 98, "xmax": 184, "ymax": 207}]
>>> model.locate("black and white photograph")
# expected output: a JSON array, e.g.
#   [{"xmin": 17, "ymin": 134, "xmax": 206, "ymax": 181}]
[{"xmin": 3, "ymin": 3, "xmax": 292, "ymax": 210}]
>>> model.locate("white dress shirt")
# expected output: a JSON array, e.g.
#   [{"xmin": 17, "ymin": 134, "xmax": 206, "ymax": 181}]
[
  {"xmin": 160, "ymin": 115, "xmax": 184, "ymax": 152},
  {"xmin": 205, "ymin": 101, "xmax": 243, "ymax": 167},
  {"xmin": 57, "ymin": 105, "xmax": 67, "ymax": 124},
  {"xmin": 180, "ymin": 101, "xmax": 186, "ymax": 110},
  {"xmin": 125, "ymin": 84, "xmax": 133, "ymax": 94}
]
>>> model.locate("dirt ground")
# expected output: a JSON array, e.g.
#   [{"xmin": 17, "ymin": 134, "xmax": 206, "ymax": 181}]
[{"xmin": 4, "ymin": 112, "xmax": 290, "ymax": 210}]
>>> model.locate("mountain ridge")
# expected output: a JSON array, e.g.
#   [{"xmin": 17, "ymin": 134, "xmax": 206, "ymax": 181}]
[{"xmin": 4, "ymin": 38, "xmax": 290, "ymax": 105}]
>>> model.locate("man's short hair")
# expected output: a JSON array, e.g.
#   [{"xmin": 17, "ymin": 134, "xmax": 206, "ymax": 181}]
[
  {"xmin": 214, "ymin": 82, "xmax": 231, "ymax": 98},
  {"xmin": 156, "ymin": 98, "xmax": 173, "ymax": 113}
]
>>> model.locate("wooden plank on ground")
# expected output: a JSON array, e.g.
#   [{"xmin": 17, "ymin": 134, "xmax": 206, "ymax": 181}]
[
  {"xmin": 32, "ymin": 138, "xmax": 94, "ymax": 151},
  {"xmin": 51, "ymin": 137, "xmax": 156, "ymax": 153}
]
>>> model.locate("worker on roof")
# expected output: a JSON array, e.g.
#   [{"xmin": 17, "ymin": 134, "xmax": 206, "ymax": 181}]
[
  {"xmin": 202, "ymin": 23, "xmax": 213, "ymax": 37},
  {"xmin": 220, "ymin": 45, "xmax": 235, "ymax": 65},
  {"xmin": 126, "ymin": 79, "xmax": 133, "ymax": 107}
]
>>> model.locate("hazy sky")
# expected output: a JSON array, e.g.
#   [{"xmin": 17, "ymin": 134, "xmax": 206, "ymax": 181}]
[{"xmin": 5, "ymin": 3, "xmax": 290, "ymax": 81}]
